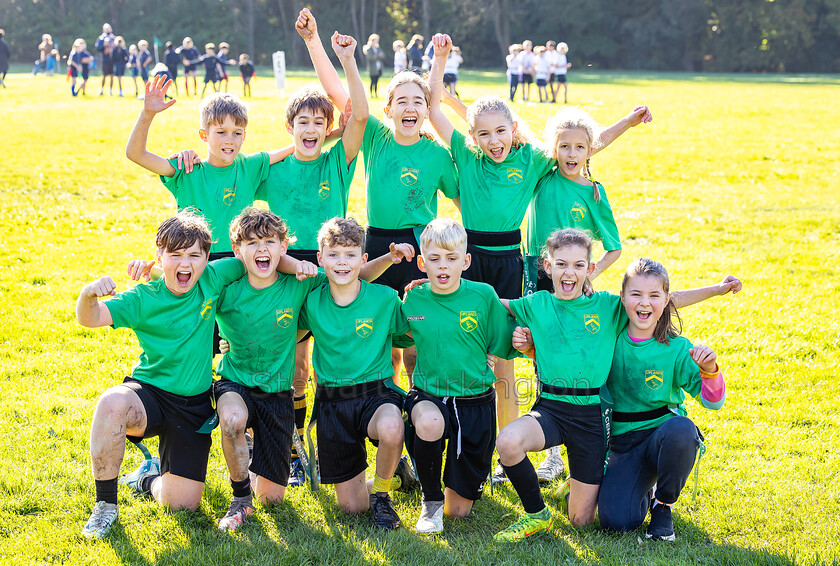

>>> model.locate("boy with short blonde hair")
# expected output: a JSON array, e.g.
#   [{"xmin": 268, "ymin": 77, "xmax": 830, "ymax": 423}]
[{"xmin": 402, "ymin": 218, "xmax": 517, "ymax": 534}]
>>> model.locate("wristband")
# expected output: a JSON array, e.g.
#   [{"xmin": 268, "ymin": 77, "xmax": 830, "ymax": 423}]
[{"xmin": 699, "ymin": 363, "xmax": 720, "ymax": 378}]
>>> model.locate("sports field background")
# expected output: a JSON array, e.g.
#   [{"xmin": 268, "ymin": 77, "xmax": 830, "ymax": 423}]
[{"xmin": 1, "ymin": 68, "xmax": 838, "ymax": 565}]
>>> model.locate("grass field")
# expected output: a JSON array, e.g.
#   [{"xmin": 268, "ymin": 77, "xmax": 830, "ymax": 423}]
[{"xmin": 1, "ymin": 66, "xmax": 839, "ymax": 565}]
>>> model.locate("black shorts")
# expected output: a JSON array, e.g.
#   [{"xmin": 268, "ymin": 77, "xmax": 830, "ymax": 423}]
[
  {"xmin": 114, "ymin": 65, "xmax": 126, "ymax": 77},
  {"xmin": 463, "ymin": 229, "xmax": 523, "ymax": 299},
  {"xmin": 554, "ymin": 74, "xmax": 567, "ymax": 83},
  {"xmin": 213, "ymin": 379, "xmax": 295, "ymax": 486},
  {"xmin": 315, "ymin": 380, "xmax": 403, "ymax": 484},
  {"xmin": 122, "ymin": 377, "xmax": 214, "ymax": 483},
  {"xmin": 529, "ymin": 397, "xmax": 604, "ymax": 485},
  {"xmin": 443, "ymin": 73, "xmax": 457, "ymax": 84},
  {"xmin": 365, "ymin": 226, "xmax": 424, "ymax": 299},
  {"xmin": 286, "ymin": 248, "xmax": 319, "ymax": 265},
  {"xmin": 405, "ymin": 387, "xmax": 496, "ymax": 501},
  {"xmin": 72, "ymin": 66, "xmax": 90, "ymax": 80},
  {"xmin": 204, "ymin": 73, "xmax": 217, "ymax": 84},
  {"xmin": 102, "ymin": 59, "xmax": 114, "ymax": 75},
  {"xmin": 141, "ymin": 68, "xmax": 149, "ymax": 82},
  {"xmin": 185, "ymin": 65, "xmax": 196, "ymax": 74},
  {"xmin": 509, "ymin": 74, "xmax": 520, "ymax": 87},
  {"xmin": 521, "ymin": 73, "xmax": 534, "ymax": 84},
  {"xmin": 536, "ymin": 78, "xmax": 547, "ymax": 87}
]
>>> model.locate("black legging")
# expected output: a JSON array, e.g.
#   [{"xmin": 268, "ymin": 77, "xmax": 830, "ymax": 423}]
[{"xmin": 370, "ymin": 74, "xmax": 381, "ymax": 97}]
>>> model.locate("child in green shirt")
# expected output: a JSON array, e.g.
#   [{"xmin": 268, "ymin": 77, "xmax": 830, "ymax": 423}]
[
  {"xmin": 297, "ymin": 217, "xmax": 413, "ymax": 529},
  {"xmin": 77, "ymin": 210, "xmax": 246, "ymax": 539},
  {"xmin": 402, "ymin": 219, "xmax": 517, "ymax": 534},
  {"xmin": 598, "ymin": 258, "xmax": 727, "ymax": 542},
  {"xmin": 125, "ymin": 75, "xmax": 291, "ymax": 258}
]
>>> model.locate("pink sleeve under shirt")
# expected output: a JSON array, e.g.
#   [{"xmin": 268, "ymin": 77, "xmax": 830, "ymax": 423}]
[{"xmin": 700, "ymin": 371, "xmax": 725, "ymax": 404}]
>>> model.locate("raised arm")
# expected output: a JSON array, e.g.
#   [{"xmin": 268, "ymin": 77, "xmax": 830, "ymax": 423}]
[
  {"xmin": 590, "ymin": 249, "xmax": 622, "ymax": 281},
  {"xmin": 671, "ymin": 275, "xmax": 742, "ymax": 309},
  {"xmin": 332, "ymin": 32, "xmax": 368, "ymax": 165},
  {"xmin": 296, "ymin": 9, "xmax": 350, "ymax": 110},
  {"xmin": 125, "ymin": 74, "xmax": 178, "ymax": 176},
  {"xmin": 76, "ymin": 277, "xmax": 116, "ymax": 328},
  {"xmin": 428, "ymin": 34, "xmax": 455, "ymax": 146},
  {"xmin": 441, "ymin": 87, "xmax": 468, "ymax": 124},
  {"xmin": 593, "ymin": 106, "xmax": 653, "ymax": 156}
]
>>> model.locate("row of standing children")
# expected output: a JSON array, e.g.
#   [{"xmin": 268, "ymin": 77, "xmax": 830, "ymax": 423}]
[
  {"xmin": 507, "ymin": 40, "xmax": 571, "ymax": 103},
  {"xmin": 77, "ymin": 10, "xmax": 741, "ymax": 547},
  {"xmin": 164, "ymin": 38, "xmax": 256, "ymax": 99}
]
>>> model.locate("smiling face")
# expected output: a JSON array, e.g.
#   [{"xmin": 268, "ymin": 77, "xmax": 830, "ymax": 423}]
[
  {"xmin": 545, "ymin": 244, "xmax": 594, "ymax": 301},
  {"xmin": 418, "ymin": 243, "xmax": 470, "ymax": 295},
  {"xmin": 200, "ymin": 115, "xmax": 245, "ymax": 167},
  {"xmin": 233, "ymin": 232, "xmax": 288, "ymax": 289},
  {"xmin": 157, "ymin": 241, "xmax": 208, "ymax": 296},
  {"xmin": 554, "ymin": 128, "xmax": 592, "ymax": 183},
  {"xmin": 471, "ymin": 110, "xmax": 517, "ymax": 163},
  {"xmin": 384, "ymin": 81, "xmax": 429, "ymax": 144},
  {"xmin": 621, "ymin": 274, "xmax": 670, "ymax": 340},
  {"xmin": 318, "ymin": 245, "xmax": 366, "ymax": 288},
  {"xmin": 287, "ymin": 109, "xmax": 329, "ymax": 161}
]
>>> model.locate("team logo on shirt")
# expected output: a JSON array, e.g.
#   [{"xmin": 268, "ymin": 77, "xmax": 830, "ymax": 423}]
[
  {"xmin": 356, "ymin": 318, "xmax": 374, "ymax": 338},
  {"xmin": 200, "ymin": 299, "xmax": 214, "ymax": 320},
  {"xmin": 507, "ymin": 168, "xmax": 523, "ymax": 183},
  {"xmin": 223, "ymin": 187, "xmax": 236, "ymax": 205},
  {"xmin": 460, "ymin": 311, "xmax": 478, "ymax": 333},
  {"xmin": 318, "ymin": 181, "xmax": 330, "ymax": 199},
  {"xmin": 645, "ymin": 370, "xmax": 664, "ymax": 390},
  {"xmin": 276, "ymin": 308, "xmax": 293, "ymax": 328},
  {"xmin": 571, "ymin": 202, "xmax": 587, "ymax": 221},
  {"xmin": 584, "ymin": 314, "xmax": 600, "ymax": 334},
  {"xmin": 400, "ymin": 168, "xmax": 419, "ymax": 186}
]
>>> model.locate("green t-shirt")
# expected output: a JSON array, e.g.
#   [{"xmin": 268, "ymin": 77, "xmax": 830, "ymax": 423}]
[
  {"xmin": 607, "ymin": 332, "xmax": 703, "ymax": 436},
  {"xmin": 525, "ymin": 170, "xmax": 621, "ymax": 256},
  {"xmin": 160, "ymin": 152, "xmax": 270, "ymax": 254},
  {"xmin": 361, "ymin": 115, "xmax": 459, "ymax": 229},
  {"xmin": 449, "ymin": 129, "xmax": 554, "ymax": 237},
  {"xmin": 298, "ymin": 280, "xmax": 410, "ymax": 387},
  {"xmin": 215, "ymin": 272, "xmax": 329, "ymax": 392},
  {"xmin": 106, "ymin": 257, "xmax": 246, "ymax": 396},
  {"xmin": 402, "ymin": 280, "xmax": 517, "ymax": 397},
  {"xmin": 508, "ymin": 290, "xmax": 626, "ymax": 405},
  {"xmin": 255, "ymin": 143, "xmax": 356, "ymax": 251}
]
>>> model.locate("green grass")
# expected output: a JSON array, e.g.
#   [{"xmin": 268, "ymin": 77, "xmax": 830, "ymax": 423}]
[{"xmin": 1, "ymin": 68, "xmax": 839, "ymax": 565}]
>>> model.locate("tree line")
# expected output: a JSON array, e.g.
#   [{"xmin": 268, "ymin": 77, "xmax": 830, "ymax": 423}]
[{"xmin": 1, "ymin": 0, "xmax": 838, "ymax": 72}]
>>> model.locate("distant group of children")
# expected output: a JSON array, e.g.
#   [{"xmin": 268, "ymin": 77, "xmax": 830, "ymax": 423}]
[
  {"xmin": 62, "ymin": 27, "xmax": 256, "ymax": 99},
  {"xmin": 507, "ymin": 40, "xmax": 571, "ymax": 103},
  {"xmin": 77, "ymin": 9, "xmax": 741, "ymax": 548},
  {"xmin": 391, "ymin": 35, "xmax": 463, "ymax": 98}
]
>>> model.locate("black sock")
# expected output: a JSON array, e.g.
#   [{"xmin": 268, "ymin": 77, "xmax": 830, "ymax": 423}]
[
  {"xmin": 292, "ymin": 395, "xmax": 307, "ymax": 458},
  {"xmin": 139, "ymin": 473, "xmax": 159, "ymax": 494},
  {"xmin": 503, "ymin": 457, "xmax": 545, "ymax": 514},
  {"xmin": 413, "ymin": 437, "xmax": 444, "ymax": 502},
  {"xmin": 95, "ymin": 478, "xmax": 119, "ymax": 505},
  {"xmin": 231, "ymin": 477, "xmax": 251, "ymax": 498}
]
